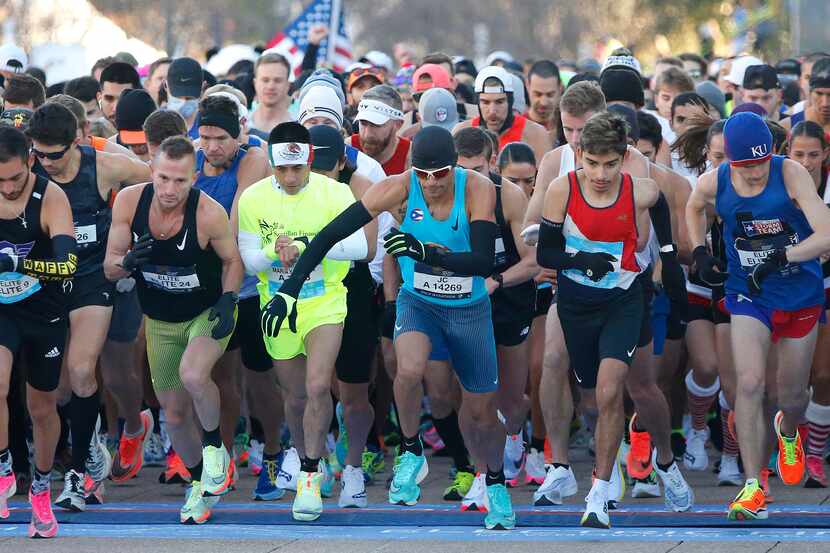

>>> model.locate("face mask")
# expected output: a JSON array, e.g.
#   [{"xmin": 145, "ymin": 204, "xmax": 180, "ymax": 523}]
[{"xmin": 168, "ymin": 95, "xmax": 198, "ymax": 119}]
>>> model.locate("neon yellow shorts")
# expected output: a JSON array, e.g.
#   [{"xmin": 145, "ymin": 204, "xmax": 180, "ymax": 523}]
[{"xmin": 263, "ymin": 290, "xmax": 347, "ymax": 360}]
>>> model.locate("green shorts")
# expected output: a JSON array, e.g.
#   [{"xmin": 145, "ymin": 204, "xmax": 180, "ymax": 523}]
[
  {"xmin": 263, "ymin": 289, "xmax": 347, "ymax": 360},
  {"xmin": 145, "ymin": 307, "xmax": 237, "ymax": 391}
]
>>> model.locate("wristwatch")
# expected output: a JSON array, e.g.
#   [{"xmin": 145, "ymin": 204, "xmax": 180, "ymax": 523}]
[{"xmin": 493, "ymin": 273, "xmax": 504, "ymax": 288}]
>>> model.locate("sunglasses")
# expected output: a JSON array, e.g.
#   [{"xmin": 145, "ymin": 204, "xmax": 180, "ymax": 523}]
[
  {"xmin": 31, "ymin": 144, "xmax": 71, "ymax": 160},
  {"xmin": 413, "ymin": 165, "xmax": 453, "ymax": 180},
  {"xmin": 350, "ymin": 67, "xmax": 384, "ymax": 81}
]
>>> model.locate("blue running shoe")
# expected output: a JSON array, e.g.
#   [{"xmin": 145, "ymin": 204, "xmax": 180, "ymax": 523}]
[
  {"xmin": 335, "ymin": 402, "xmax": 348, "ymax": 468},
  {"xmin": 319, "ymin": 457, "xmax": 335, "ymax": 498},
  {"xmin": 388, "ymin": 451, "xmax": 428, "ymax": 506},
  {"xmin": 484, "ymin": 483, "xmax": 516, "ymax": 530},
  {"xmin": 253, "ymin": 453, "xmax": 286, "ymax": 501}
]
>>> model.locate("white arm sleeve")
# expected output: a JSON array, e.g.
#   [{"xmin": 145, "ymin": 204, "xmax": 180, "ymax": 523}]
[
  {"xmin": 325, "ymin": 228, "xmax": 369, "ymax": 261},
  {"xmin": 238, "ymin": 230, "xmax": 273, "ymax": 275}
]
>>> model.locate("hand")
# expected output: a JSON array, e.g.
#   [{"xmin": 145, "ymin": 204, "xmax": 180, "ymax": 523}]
[
  {"xmin": 660, "ymin": 252, "xmax": 688, "ymax": 320},
  {"xmin": 275, "ymin": 235, "xmax": 300, "ymax": 267},
  {"xmin": 485, "ymin": 277, "xmax": 499, "ymax": 295},
  {"xmin": 747, "ymin": 248, "xmax": 788, "ymax": 296},
  {"xmin": 384, "ymin": 229, "xmax": 429, "ymax": 262},
  {"xmin": 534, "ymin": 268, "xmax": 557, "ymax": 286},
  {"xmin": 261, "ymin": 291, "xmax": 298, "ymax": 337},
  {"xmin": 121, "ymin": 233, "xmax": 153, "ymax": 273},
  {"xmin": 692, "ymin": 245, "xmax": 728, "ymax": 287},
  {"xmin": 570, "ymin": 251, "xmax": 617, "ymax": 282},
  {"xmin": 0, "ymin": 251, "xmax": 18, "ymax": 273},
  {"xmin": 520, "ymin": 224, "xmax": 539, "ymax": 246},
  {"xmin": 308, "ymin": 24, "xmax": 329, "ymax": 45},
  {"xmin": 208, "ymin": 292, "xmax": 238, "ymax": 340}
]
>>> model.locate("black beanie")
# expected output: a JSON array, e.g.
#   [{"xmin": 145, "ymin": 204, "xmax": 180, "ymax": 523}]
[{"xmin": 600, "ymin": 68, "xmax": 645, "ymax": 108}]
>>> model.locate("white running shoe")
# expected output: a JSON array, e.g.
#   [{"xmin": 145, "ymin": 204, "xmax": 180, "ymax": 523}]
[
  {"xmin": 524, "ymin": 448, "xmax": 547, "ymax": 485},
  {"xmin": 278, "ymin": 447, "xmax": 301, "ymax": 492},
  {"xmin": 85, "ymin": 416, "xmax": 112, "ymax": 483},
  {"xmin": 581, "ymin": 482, "xmax": 610, "ymax": 529},
  {"xmin": 631, "ymin": 471, "xmax": 661, "ymax": 498},
  {"xmin": 338, "ymin": 465, "xmax": 368, "ymax": 508},
  {"xmin": 653, "ymin": 451, "xmax": 694, "ymax": 512},
  {"xmin": 609, "ymin": 457, "xmax": 625, "ymax": 505},
  {"xmin": 533, "ymin": 465, "xmax": 578, "ymax": 506},
  {"xmin": 717, "ymin": 454, "xmax": 743, "ymax": 487},
  {"xmin": 683, "ymin": 427, "xmax": 709, "ymax": 471},
  {"xmin": 460, "ymin": 473, "xmax": 488, "ymax": 512},
  {"xmin": 143, "ymin": 432, "xmax": 166, "ymax": 468},
  {"xmin": 503, "ymin": 434, "xmax": 526, "ymax": 486},
  {"xmin": 248, "ymin": 439, "xmax": 265, "ymax": 476},
  {"xmin": 54, "ymin": 469, "xmax": 86, "ymax": 512}
]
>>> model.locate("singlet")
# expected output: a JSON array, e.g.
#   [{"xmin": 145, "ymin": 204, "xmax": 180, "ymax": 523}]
[
  {"xmin": 399, "ymin": 167, "xmax": 487, "ymax": 306},
  {"xmin": 471, "ymin": 114, "xmax": 527, "ymax": 152},
  {"xmin": 131, "ymin": 185, "xmax": 223, "ymax": 322},
  {"xmin": 34, "ymin": 145, "xmax": 109, "ymax": 277},
  {"xmin": 350, "ymin": 135, "xmax": 411, "ymax": 176},
  {"xmin": 559, "ymin": 171, "xmax": 642, "ymax": 305},
  {"xmin": 716, "ymin": 155, "xmax": 823, "ymax": 310},
  {"xmin": 790, "ymin": 110, "xmax": 805, "ymax": 127},
  {"xmin": 559, "ymin": 143, "xmax": 576, "ymax": 176},
  {"xmin": 491, "ymin": 174, "xmax": 535, "ymax": 320},
  {"xmin": 0, "ymin": 174, "xmax": 64, "ymax": 320},
  {"xmin": 237, "ymin": 172, "xmax": 355, "ymax": 305}
]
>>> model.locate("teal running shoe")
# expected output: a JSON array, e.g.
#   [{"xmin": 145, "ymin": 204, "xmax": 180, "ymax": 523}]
[
  {"xmin": 319, "ymin": 457, "xmax": 335, "ymax": 498},
  {"xmin": 484, "ymin": 483, "xmax": 516, "ymax": 530},
  {"xmin": 388, "ymin": 451, "xmax": 428, "ymax": 506},
  {"xmin": 334, "ymin": 402, "xmax": 348, "ymax": 468}
]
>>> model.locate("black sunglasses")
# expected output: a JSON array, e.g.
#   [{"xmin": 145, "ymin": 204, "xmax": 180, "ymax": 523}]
[{"xmin": 31, "ymin": 144, "xmax": 72, "ymax": 160}]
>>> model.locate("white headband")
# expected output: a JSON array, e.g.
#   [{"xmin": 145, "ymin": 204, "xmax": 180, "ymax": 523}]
[
  {"xmin": 269, "ymin": 142, "xmax": 312, "ymax": 167},
  {"xmin": 208, "ymin": 91, "xmax": 249, "ymax": 120},
  {"xmin": 357, "ymin": 99, "xmax": 404, "ymax": 121}
]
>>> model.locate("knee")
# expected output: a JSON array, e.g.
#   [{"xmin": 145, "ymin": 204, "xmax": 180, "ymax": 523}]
[
  {"xmin": 161, "ymin": 405, "xmax": 189, "ymax": 428},
  {"xmin": 305, "ymin": 377, "xmax": 330, "ymax": 402},
  {"xmin": 179, "ymin": 367, "xmax": 210, "ymax": 393},
  {"xmin": 395, "ymin": 359, "xmax": 425, "ymax": 384},
  {"xmin": 68, "ymin": 364, "xmax": 97, "ymax": 396},
  {"xmin": 542, "ymin": 346, "xmax": 568, "ymax": 375},
  {"xmin": 812, "ymin": 366, "xmax": 830, "ymax": 391},
  {"xmin": 463, "ymin": 397, "xmax": 495, "ymax": 427},
  {"xmin": 339, "ymin": 385, "xmax": 370, "ymax": 410},
  {"xmin": 27, "ymin": 395, "xmax": 56, "ymax": 423},
  {"xmin": 736, "ymin": 373, "xmax": 764, "ymax": 399}
]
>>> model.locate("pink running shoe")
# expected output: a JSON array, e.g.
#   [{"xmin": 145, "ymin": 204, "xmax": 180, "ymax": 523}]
[
  {"xmin": 29, "ymin": 488, "xmax": 58, "ymax": 538},
  {"xmin": 0, "ymin": 473, "xmax": 15, "ymax": 519}
]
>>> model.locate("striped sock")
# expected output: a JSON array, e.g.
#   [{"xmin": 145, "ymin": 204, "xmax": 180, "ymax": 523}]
[
  {"xmin": 719, "ymin": 392, "xmax": 740, "ymax": 456},
  {"xmin": 685, "ymin": 371, "xmax": 719, "ymax": 431},
  {"xmin": 806, "ymin": 400, "xmax": 830, "ymax": 456}
]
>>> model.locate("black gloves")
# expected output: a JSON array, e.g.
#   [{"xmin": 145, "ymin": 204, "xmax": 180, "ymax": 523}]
[
  {"xmin": 747, "ymin": 248, "xmax": 788, "ymax": 295},
  {"xmin": 121, "ymin": 233, "xmax": 154, "ymax": 273},
  {"xmin": 261, "ymin": 292, "xmax": 298, "ymax": 337},
  {"xmin": 569, "ymin": 251, "xmax": 617, "ymax": 282},
  {"xmin": 209, "ymin": 292, "xmax": 238, "ymax": 340},
  {"xmin": 693, "ymin": 245, "xmax": 728, "ymax": 287}
]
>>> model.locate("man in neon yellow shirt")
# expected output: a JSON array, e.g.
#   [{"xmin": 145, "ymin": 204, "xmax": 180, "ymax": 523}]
[{"xmin": 237, "ymin": 122, "xmax": 376, "ymax": 521}]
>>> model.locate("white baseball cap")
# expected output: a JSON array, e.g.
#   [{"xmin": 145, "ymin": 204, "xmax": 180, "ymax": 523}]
[
  {"xmin": 725, "ymin": 55, "xmax": 764, "ymax": 86},
  {"xmin": 361, "ymin": 50, "xmax": 394, "ymax": 74},
  {"xmin": 474, "ymin": 66, "xmax": 515, "ymax": 94},
  {"xmin": 0, "ymin": 44, "xmax": 27, "ymax": 74}
]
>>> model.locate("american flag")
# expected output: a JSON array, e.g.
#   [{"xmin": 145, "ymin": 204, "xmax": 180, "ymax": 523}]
[{"xmin": 265, "ymin": 0, "xmax": 352, "ymax": 76}]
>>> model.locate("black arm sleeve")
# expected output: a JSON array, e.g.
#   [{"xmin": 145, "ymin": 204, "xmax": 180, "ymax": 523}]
[
  {"xmin": 648, "ymin": 192, "xmax": 674, "ymax": 248},
  {"xmin": 536, "ymin": 218, "xmax": 578, "ymax": 270},
  {"xmin": 301, "ymin": 43, "xmax": 321, "ymax": 72},
  {"xmin": 280, "ymin": 201, "xmax": 373, "ymax": 297},
  {"xmin": 425, "ymin": 220, "xmax": 497, "ymax": 277},
  {"xmin": 21, "ymin": 234, "xmax": 78, "ymax": 281}
]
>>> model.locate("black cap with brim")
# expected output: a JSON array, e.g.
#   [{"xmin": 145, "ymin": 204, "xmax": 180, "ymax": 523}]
[{"xmin": 167, "ymin": 57, "xmax": 203, "ymax": 98}]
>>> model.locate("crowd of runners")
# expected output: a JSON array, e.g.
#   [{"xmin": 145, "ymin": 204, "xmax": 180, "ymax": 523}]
[{"xmin": 0, "ymin": 26, "xmax": 829, "ymax": 539}]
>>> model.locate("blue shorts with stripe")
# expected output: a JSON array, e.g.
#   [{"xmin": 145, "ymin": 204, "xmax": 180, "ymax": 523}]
[{"xmin": 394, "ymin": 289, "xmax": 498, "ymax": 393}]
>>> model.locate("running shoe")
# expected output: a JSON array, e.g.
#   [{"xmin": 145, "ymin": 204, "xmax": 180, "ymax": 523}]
[
  {"xmin": 609, "ymin": 457, "xmax": 626, "ymax": 506},
  {"xmin": 85, "ymin": 416, "xmax": 113, "ymax": 483},
  {"xmin": 338, "ymin": 465, "xmax": 368, "ymax": 508},
  {"xmin": 534, "ymin": 464, "xmax": 578, "ymax": 506},
  {"xmin": 581, "ymin": 483, "xmax": 610, "ymax": 529},
  {"xmin": 422, "ymin": 425, "xmax": 445, "ymax": 452},
  {"xmin": 524, "ymin": 448, "xmax": 546, "ymax": 485},
  {"xmin": 334, "ymin": 402, "xmax": 348, "ymax": 467},
  {"xmin": 29, "ymin": 487, "xmax": 58, "ymax": 538},
  {"xmin": 144, "ymin": 431, "xmax": 167, "ymax": 468},
  {"xmin": 253, "ymin": 454, "xmax": 286, "ymax": 501},
  {"xmin": 320, "ymin": 457, "xmax": 335, "ymax": 498},
  {"xmin": 233, "ymin": 432, "xmax": 250, "ymax": 468},
  {"xmin": 83, "ymin": 474, "xmax": 104, "ymax": 505},
  {"xmin": 362, "ymin": 448, "xmax": 385, "ymax": 483},
  {"xmin": 618, "ymin": 439, "xmax": 630, "ymax": 470},
  {"xmin": 683, "ymin": 427, "xmax": 709, "ymax": 471},
  {"xmin": 631, "ymin": 471, "xmax": 661, "ymax": 498},
  {"xmin": 626, "ymin": 415, "xmax": 653, "ymax": 480},
  {"xmin": 159, "ymin": 450, "xmax": 191, "ymax": 484},
  {"xmin": 388, "ymin": 451, "xmax": 428, "ymax": 506},
  {"xmin": 248, "ymin": 439, "xmax": 265, "ymax": 476},
  {"xmin": 443, "ymin": 470, "xmax": 474, "ymax": 501},
  {"xmin": 180, "ymin": 480, "xmax": 219, "ymax": 524},
  {"xmin": 727, "ymin": 479, "xmax": 767, "ymax": 520},
  {"xmin": 760, "ymin": 467, "xmax": 774, "ymax": 502},
  {"xmin": 671, "ymin": 430, "xmax": 687, "ymax": 462},
  {"xmin": 717, "ymin": 454, "xmax": 743, "ymax": 487},
  {"xmin": 805, "ymin": 454, "xmax": 828, "ymax": 488},
  {"xmin": 112, "ymin": 409, "xmax": 153, "ymax": 483},
  {"xmin": 774, "ymin": 410, "xmax": 805, "ymax": 485},
  {"xmin": 484, "ymin": 483, "xmax": 515, "ymax": 530},
  {"xmin": 652, "ymin": 452, "xmax": 694, "ymax": 512},
  {"xmin": 461, "ymin": 473, "xmax": 488, "ymax": 512},
  {"xmin": 278, "ymin": 447, "xmax": 301, "ymax": 491},
  {"xmin": 201, "ymin": 444, "xmax": 231, "ymax": 497},
  {"xmin": 0, "ymin": 473, "xmax": 15, "ymax": 519},
  {"xmin": 503, "ymin": 434, "xmax": 526, "ymax": 487},
  {"xmin": 54, "ymin": 469, "xmax": 85, "ymax": 512},
  {"xmin": 228, "ymin": 458, "xmax": 238, "ymax": 489},
  {"xmin": 293, "ymin": 471, "xmax": 323, "ymax": 521}
]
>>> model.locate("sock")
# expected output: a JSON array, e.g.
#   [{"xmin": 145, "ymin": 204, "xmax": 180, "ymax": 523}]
[
  {"xmin": 720, "ymin": 392, "xmax": 740, "ymax": 456},
  {"xmin": 263, "ymin": 451, "xmax": 280, "ymax": 462},
  {"xmin": 432, "ymin": 411, "xmax": 473, "ymax": 472},
  {"xmin": 69, "ymin": 391, "xmax": 101, "ymax": 473},
  {"xmin": 685, "ymin": 371, "xmax": 720, "ymax": 431},
  {"xmin": 250, "ymin": 417, "xmax": 265, "ymax": 443},
  {"xmin": 150, "ymin": 407, "xmax": 162, "ymax": 435},
  {"xmin": 365, "ymin": 430, "xmax": 382, "ymax": 451},
  {"xmin": 301, "ymin": 456, "xmax": 319, "ymax": 473},
  {"xmin": 32, "ymin": 468, "xmax": 51, "ymax": 495},
  {"xmin": 806, "ymin": 400, "xmax": 830, "ymax": 456},
  {"xmin": 531, "ymin": 436, "xmax": 545, "ymax": 452},
  {"xmin": 188, "ymin": 460, "xmax": 203, "ymax": 481},
  {"xmin": 400, "ymin": 433, "xmax": 423, "ymax": 456},
  {"xmin": 0, "ymin": 448, "xmax": 11, "ymax": 476},
  {"xmin": 485, "ymin": 467, "xmax": 505, "ymax": 486},
  {"xmin": 202, "ymin": 425, "xmax": 222, "ymax": 448},
  {"xmin": 553, "ymin": 462, "xmax": 570, "ymax": 470},
  {"xmin": 657, "ymin": 459, "xmax": 674, "ymax": 472}
]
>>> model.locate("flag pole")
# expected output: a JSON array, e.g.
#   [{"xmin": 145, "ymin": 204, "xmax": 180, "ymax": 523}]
[{"xmin": 327, "ymin": 0, "xmax": 342, "ymax": 67}]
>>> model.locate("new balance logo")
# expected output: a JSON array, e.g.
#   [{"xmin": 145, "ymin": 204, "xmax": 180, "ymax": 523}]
[{"xmin": 45, "ymin": 347, "xmax": 60, "ymax": 359}]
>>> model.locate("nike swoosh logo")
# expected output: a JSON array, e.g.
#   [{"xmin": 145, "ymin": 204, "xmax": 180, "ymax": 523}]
[
  {"xmin": 573, "ymin": 372, "xmax": 582, "ymax": 383},
  {"xmin": 627, "ymin": 347, "xmax": 636, "ymax": 357},
  {"xmin": 133, "ymin": 232, "xmax": 139, "ymax": 243},
  {"xmin": 176, "ymin": 229, "xmax": 188, "ymax": 251},
  {"xmin": 395, "ymin": 323, "xmax": 403, "ymax": 331},
  {"xmin": 451, "ymin": 215, "xmax": 459, "ymax": 231}
]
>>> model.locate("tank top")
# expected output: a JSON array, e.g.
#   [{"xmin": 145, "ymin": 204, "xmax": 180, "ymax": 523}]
[
  {"xmin": 491, "ymin": 174, "xmax": 535, "ymax": 320},
  {"xmin": 559, "ymin": 171, "xmax": 642, "ymax": 305},
  {"xmin": 558, "ymin": 144, "xmax": 576, "ymax": 176},
  {"xmin": 471, "ymin": 114, "xmax": 527, "ymax": 152},
  {"xmin": 34, "ymin": 145, "xmax": 109, "ymax": 277},
  {"xmin": 716, "ymin": 155, "xmax": 823, "ymax": 310},
  {"xmin": 350, "ymin": 135, "xmax": 411, "ymax": 176},
  {"xmin": 0, "ymin": 174, "xmax": 65, "ymax": 320},
  {"xmin": 131, "ymin": 185, "xmax": 223, "ymax": 322},
  {"xmin": 399, "ymin": 167, "xmax": 487, "ymax": 306},
  {"xmin": 790, "ymin": 110, "xmax": 805, "ymax": 127}
]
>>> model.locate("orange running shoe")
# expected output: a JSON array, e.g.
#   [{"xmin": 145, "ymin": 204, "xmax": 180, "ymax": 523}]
[
  {"xmin": 543, "ymin": 437, "xmax": 552, "ymax": 464},
  {"xmin": 111, "ymin": 410, "xmax": 153, "ymax": 483},
  {"xmin": 727, "ymin": 479, "xmax": 767, "ymax": 521},
  {"xmin": 229, "ymin": 458, "xmax": 238, "ymax": 489},
  {"xmin": 159, "ymin": 450, "xmax": 191, "ymax": 485},
  {"xmin": 626, "ymin": 414, "xmax": 653, "ymax": 480},
  {"xmin": 759, "ymin": 468, "xmax": 774, "ymax": 503},
  {"xmin": 774, "ymin": 410, "xmax": 805, "ymax": 485}
]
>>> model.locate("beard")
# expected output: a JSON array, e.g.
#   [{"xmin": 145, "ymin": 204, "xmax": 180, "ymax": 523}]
[{"xmin": 361, "ymin": 134, "xmax": 393, "ymax": 158}]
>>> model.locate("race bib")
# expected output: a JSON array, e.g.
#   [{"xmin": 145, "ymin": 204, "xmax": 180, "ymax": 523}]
[
  {"xmin": 74, "ymin": 224, "xmax": 97, "ymax": 245},
  {"xmin": 268, "ymin": 262, "xmax": 325, "ymax": 299},
  {"xmin": 141, "ymin": 265, "xmax": 201, "ymax": 293},
  {"xmin": 735, "ymin": 235, "xmax": 800, "ymax": 276},
  {"xmin": 0, "ymin": 272, "xmax": 42, "ymax": 304},
  {"xmin": 413, "ymin": 262, "xmax": 472, "ymax": 300}
]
